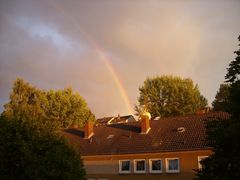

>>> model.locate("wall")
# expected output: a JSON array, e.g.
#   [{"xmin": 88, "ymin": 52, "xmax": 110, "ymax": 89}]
[{"xmin": 83, "ymin": 149, "xmax": 212, "ymax": 180}]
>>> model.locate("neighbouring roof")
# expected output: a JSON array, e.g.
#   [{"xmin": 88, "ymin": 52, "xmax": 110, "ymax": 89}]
[
  {"xmin": 96, "ymin": 116, "xmax": 114, "ymax": 125},
  {"xmin": 61, "ymin": 112, "xmax": 229, "ymax": 156},
  {"xmin": 96, "ymin": 115, "xmax": 136, "ymax": 125}
]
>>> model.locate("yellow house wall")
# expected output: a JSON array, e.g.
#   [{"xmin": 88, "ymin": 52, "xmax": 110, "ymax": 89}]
[{"xmin": 83, "ymin": 149, "xmax": 212, "ymax": 180}]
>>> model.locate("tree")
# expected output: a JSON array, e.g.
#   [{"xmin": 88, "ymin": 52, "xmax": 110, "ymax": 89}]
[
  {"xmin": 196, "ymin": 35, "xmax": 240, "ymax": 179},
  {"xmin": 0, "ymin": 115, "xmax": 86, "ymax": 180},
  {"xmin": 212, "ymin": 84, "xmax": 230, "ymax": 112},
  {"xmin": 3, "ymin": 78, "xmax": 56, "ymax": 132},
  {"xmin": 46, "ymin": 88, "xmax": 95, "ymax": 128},
  {"xmin": 225, "ymin": 35, "xmax": 240, "ymax": 83},
  {"xmin": 135, "ymin": 75, "xmax": 207, "ymax": 117},
  {"xmin": 0, "ymin": 78, "xmax": 88, "ymax": 179},
  {"xmin": 3, "ymin": 78, "xmax": 95, "ymax": 129}
]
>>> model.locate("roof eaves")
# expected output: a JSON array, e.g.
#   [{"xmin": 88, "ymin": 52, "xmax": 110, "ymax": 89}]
[{"xmin": 81, "ymin": 147, "xmax": 213, "ymax": 157}]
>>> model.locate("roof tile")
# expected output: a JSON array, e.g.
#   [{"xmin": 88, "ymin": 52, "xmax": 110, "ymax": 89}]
[{"xmin": 61, "ymin": 112, "xmax": 229, "ymax": 156}]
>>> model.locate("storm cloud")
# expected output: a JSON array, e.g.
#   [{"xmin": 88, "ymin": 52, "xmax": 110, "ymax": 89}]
[{"xmin": 0, "ymin": 0, "xmax": 240, "ymax": 117}]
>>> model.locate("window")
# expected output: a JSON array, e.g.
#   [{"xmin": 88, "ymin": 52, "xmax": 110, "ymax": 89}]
[
  {"xmin": 119, "ymin": 160, "xmax": 131, "ymax": 173},
  {"xmin": 166, "ymin": 158, "xmax": 180, "ymax": 173},
  {"xmin": 198, "ymin": 156, "xmax": 208, "ymax": 169},
  {"xmin": 107, "ymin": 134, "xmax": 114, "ymax": 139},
  {"xmin": 134, "ymin": 159, "xmax": 146, "ymax": 173},
  {"xmin": 149, "ymin": 159, "xmax": 162, "ymax": 173}
]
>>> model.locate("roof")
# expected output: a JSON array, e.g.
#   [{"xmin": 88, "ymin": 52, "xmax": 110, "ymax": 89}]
[
  {"xmin": 96, "ymin": 115, "xmax": 136, "ymax": 125},
  {"xmin": 96, "ymin": 116, "xmax": 114, "ymax": 125},
  {"xmin": 61, "ymin": 112, "xmax": 229, "ymax": 156}
]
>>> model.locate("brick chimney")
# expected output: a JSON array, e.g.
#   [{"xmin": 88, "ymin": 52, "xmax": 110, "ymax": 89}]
[
  {"xmin": 140, "ymin": 112, "xmax": 151, "ymax": 134},
  {"xmin": 84, "ymin": 121, "xmax": 94, "ymax": 139}
]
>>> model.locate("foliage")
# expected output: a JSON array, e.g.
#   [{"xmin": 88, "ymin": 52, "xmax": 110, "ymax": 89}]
[
  {"xmin": 0, "ymin": 78, "xmax": 89, "ymax": 179},
  {"xmin": 212, "ymin": 84, "xmax": 230, "ymax": 112},
  {"xmin": 46, "ymin": 88, "xmax": 95, "ymax": 128},
  {"xmin": 135, "ymin": 75, "xmax": 207, "ymax": 117},
  {"xmin": 3, "ymin": 78, "xmax": 95, "ymax": 129},
  {"xmin": 196, "ymin": 115, "xmax": 240, "ymax": 179},
  {"xmin": 225, "ymin": 36, "xmax": 240, "ymax": 83},
  {"xmin": 196, "ymin": 35, "xmax": 240, "ymax": 179},
  {"xmin": 0, "ymin": 115, "xmax": 86, "ymax": 180},
  {"xmin": 3, "ymin": 79, "xmax": 55, "ymax": 130},
  {"xmin": 228, "ymin": 81, "xmax": 240, "ymax": 116}
]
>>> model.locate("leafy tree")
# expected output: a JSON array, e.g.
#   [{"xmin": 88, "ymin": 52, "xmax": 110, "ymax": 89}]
[
  {"xmin": 0, "ymin": 78, "xmax": 88, "ymax": 179},
  {"xmin": 135, "ymin": 75, "xmax": 207, "ymax": 117},
  {"xmin": 225, "ymin": 35, "xmax": 240, "ymax": 83},
  {"xmin": 196, "ymin": 35, "xmax": 240, "ymax": 179},
  {"xmin": 2, "ymin": 78, "xmax": 55, "ymax": 131},
  {"xmin": 228, "ymin": 81, "xmax": 240, "ymax": 116},
  {"xmin": 212, "ymin": 84, "xmax": 230, "ymax": 112},
  {"xmin": 3, "ymin": 78, "xmax": 95, "ymax": 129},
  {"xmin": 46, "ymin": 88, "xmax": 95, "ymax": 128},
  {"xmin": 0, "ymin": 115, "xmax": 86, "ymax": 180}
]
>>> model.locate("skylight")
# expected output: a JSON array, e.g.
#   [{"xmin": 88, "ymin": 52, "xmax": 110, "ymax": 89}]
[
  {"xmin": 177, "ymin": 127, "xmax": 186, "ymax": 133},
  {"xmin": 107, "ymin": 134, "xmax": 114, "ymax": 139},
  {"xmin": 154, "ymin": 117, "xmax": 161, "ymax": 120}
]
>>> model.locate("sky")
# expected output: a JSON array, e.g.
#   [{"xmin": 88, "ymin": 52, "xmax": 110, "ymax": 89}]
[{"xmin": 0, "ymin": 0, "xmax": 239, "ymax": 118}]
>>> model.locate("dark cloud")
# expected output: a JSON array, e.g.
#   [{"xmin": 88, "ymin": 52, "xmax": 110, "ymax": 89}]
[{"xmin": 0, "ymin": 0, "xmax": 240, "ymax": 117}]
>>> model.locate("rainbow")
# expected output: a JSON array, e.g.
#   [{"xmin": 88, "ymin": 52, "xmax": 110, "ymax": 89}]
[
  {"xmin": 46, "ymin": 1, "xmax": 133, "ymax": 115},
  {"xmin": 94, "ymin": 46, "xmax": 133, "ymax": 115}
]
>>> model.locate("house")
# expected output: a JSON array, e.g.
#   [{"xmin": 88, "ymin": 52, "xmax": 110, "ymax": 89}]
[
  {"xmin": 62, "ymin": 111, "xmax": 229, "ymax": 180},
  {"xmin": 96, "ymin": 115, "xmax": 136, "ymax": 126}
]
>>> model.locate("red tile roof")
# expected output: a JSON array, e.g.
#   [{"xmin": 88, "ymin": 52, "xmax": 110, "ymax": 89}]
[{"xmin": 61, "ymin": 112, "xmax": 229, "ymax": 156}]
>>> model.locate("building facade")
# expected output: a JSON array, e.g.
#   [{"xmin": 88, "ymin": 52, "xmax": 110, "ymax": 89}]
[
  {"xmin": 84, "ymin": 150, "xmax": 211, "ymax": 180},
  {"xmin": 62, "ymin": 112, "xmax": 229, "ymax": 180}
]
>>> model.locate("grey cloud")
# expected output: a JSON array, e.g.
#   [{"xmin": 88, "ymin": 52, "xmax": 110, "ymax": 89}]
[{"xmin": 0, "ymin": 0, "xmax": 240, "ymax": 116}]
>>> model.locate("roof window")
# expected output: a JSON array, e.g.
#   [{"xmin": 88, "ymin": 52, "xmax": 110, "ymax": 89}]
[
  {"xmin": 107, "ymin": 134, "xmax": 114, "ymax": 139},
  {"xmin": 177, "ymin": 127, "xmax": 186, "ymax": 133},
  {"xmin": 154, "ymin": 117, "xmax": 161, "ymax": 120}
]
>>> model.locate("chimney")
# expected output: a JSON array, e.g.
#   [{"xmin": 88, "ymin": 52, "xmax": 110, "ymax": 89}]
[
  {"xmin": 140, "ymin": 112, "xmax": 151, "ymax": 134},
  {"xmin": 84, "ymin": 121, "xmax": 94, "ymax": 139}
]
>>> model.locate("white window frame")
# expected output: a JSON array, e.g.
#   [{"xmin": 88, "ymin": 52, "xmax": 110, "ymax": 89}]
[
  {"xmin": 134, "ymin": 159, "xmax": 146, "ymax": 173},
  {"xmin": 119, "ymin": 160, "xmax": 131, "ymax": 174},
  {"xmin": 166, "ymin": 158, "xmax": 180, "ymax": 173},
  {"xmin": 198, "ymin": 156, "xmax": 208, "ymax": 169},
  {"xmin": 149, "ymin": 159, "xmax": 162, "ymax": 173}
]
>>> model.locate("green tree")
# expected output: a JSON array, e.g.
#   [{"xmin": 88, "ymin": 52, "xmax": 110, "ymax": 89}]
[
  {"xmin": 136, "ymin": 75, "xmax": 207, "ymax": 117},
  {"xmin": 0, "ymin": 78, "xmax": 88, "ymax": 179},
  {"xmin": 212, "ymin": 84, "xmax": 230, "ymax": 112},
  {"xmin": 46, "ymin": 88, "xmax": 95, "ymax": 128},
  {"xmin": 2, "ymin": 78, "xmax": 56, "ymax": 132},
  {"xmin": 0, "ymin": 115, "xmax": 86, "ymax": 180},
  {"xmin": 3, "ymin": 78, "xmax": 95, "ymax": 129},
  {"xmin": 196, "ymin": 35, "xmax": 240, "ymax": 179},
  {"xmin": 225, "ymin": 35, "xmax": 240, "ymax": 83}
]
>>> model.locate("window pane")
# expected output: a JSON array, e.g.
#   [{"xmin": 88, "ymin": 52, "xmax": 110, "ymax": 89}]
[
  {"xmin": 169, "ymin": 159, "xmax": 178, "ymax": 170},
  {"xmin": 121, "ymin": 161, "xmax": 130, "ymax": 171},
  {"xmin": 152, "ymin": 160, "xmax": 162, "ymax": 171},
  {"xmin": 198, "ymin": 156, "xmax": 208, "ymax": 169},
  {"xmin": 136, "ymin": 160, "xmax": 145, "ymax": 171}
]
